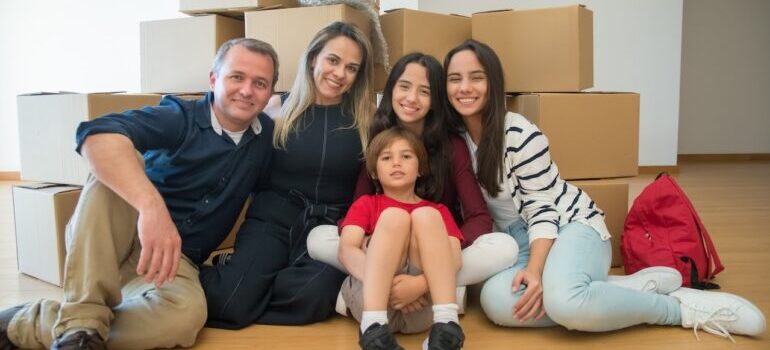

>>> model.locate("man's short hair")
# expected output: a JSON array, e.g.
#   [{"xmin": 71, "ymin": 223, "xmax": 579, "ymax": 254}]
[{"xmin": 211, "ymin": 38, "xmax": 279, "ymax": 89}]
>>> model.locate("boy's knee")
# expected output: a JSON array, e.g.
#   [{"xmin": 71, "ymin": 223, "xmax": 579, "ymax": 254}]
[
  {"xmin": 410, "ymin": 206, "xmax": 441, "ymax": 223},
  {"xmin": 379, "ymin": 207, "xmax": 411, "ymax": 225}
]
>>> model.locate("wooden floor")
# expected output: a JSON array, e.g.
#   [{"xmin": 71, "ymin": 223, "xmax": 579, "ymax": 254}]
[{"xmin": 1, "ymin": 159, "xmax": 769, "ymax": 349}]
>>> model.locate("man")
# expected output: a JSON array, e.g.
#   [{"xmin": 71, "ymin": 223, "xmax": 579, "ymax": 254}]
[{"xmin": 0, "ymin": 38, "xmax": 278, "ymax": 350}]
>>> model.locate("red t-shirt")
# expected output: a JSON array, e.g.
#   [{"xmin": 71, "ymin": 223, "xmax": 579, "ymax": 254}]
[{"xmin": 341, "ymin": 194, "xmax": 464, "ymax": 242}]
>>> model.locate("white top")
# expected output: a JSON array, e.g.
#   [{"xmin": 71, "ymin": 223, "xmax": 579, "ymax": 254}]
[
  {"xmin": 464, "ymin": 135, "xmax": 521, "ymax": 232},
  {"xmin": 209, "ymin": 104, "xmax": 263, "ymax": 145},
  {"xmin": 463, "ymin": 112, "xmax": 610, "ymax": 243}
]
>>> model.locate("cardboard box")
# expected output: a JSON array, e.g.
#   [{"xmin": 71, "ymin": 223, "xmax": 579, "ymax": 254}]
[
  {"xmin": 245, "ymin": 4, "xmax": 371, "ymax": 92},
  {"xmin": 374, "ymin": 9, "xmax": 471, "ymax": 91},
  {"xmin": 180, "ymin": 0, "xmax": 296, "ymax": 17},
  {"xmin": 569, "ymin": 179, "xmax": 629, "ymax": 267},
  {"xmin": 472, "ymin": 5, "xmax": 593, "ymax": 92},
  {"xmin": 508, "ymin": 93, "xmax": 639, "ymax": 180},
  {"xmin": 141, "ymin": 15, "xmax": 244, "ymax": 93},
  {"xmin": 17, "ymin": 92, "xmax": 162, "ymax": 186},
  {"xmin": 12, "ymin": 184, "xmax": 81, "ymax": 286}
]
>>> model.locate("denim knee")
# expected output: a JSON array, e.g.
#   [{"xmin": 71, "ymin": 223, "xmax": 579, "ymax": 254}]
[
  {"xmin": 543, "ymin": 280, "xmax": 605, "ymax": 331},
  {"xmin": 480, "ymin": 271, "xmax": 521, "ymax": 326}
]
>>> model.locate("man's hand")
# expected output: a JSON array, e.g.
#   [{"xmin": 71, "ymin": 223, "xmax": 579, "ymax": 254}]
[
  {"xmin": 512, "ymin": 267, "xmax": 546, "ymax": 322},
  {"xmin": 136, "ymin": 200, "xmax": 182, "ymax": 288},
  {"xmin": 390, "ymin": 274, "xmax": 428, "ymax": 312}
]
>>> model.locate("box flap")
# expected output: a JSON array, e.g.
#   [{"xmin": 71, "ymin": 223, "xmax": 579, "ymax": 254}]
[
  {"xmin": 14, "ymin": 183, "xmax": 81, "ymax": 194},
  {"xmin": 18, "ymin": 91, "xmax": 78, "ymax": 96},
  {"xmin": 473, "ymin": 9, "xmax": 512, "ymax": 15}
]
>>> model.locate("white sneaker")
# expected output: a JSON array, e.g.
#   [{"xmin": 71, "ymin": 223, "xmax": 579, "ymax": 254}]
[
  {"xmin": 607, "ymin": 266, "xmax": 682, "ymax": 294},
  {"xmin": 335, "ymin": 290, "xmax": 348, "ymax": 317},
  {"xmin": 456, "ymin": 286, "xmax": 467, "ymax": 315},
  {"xmin": 670, "ymin": 287, "xmax": 767, "ymax": 342}
]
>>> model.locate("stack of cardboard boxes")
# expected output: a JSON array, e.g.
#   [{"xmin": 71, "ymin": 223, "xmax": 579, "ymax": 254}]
[{"xmin": 14, "ymin": 2, "xmax": 637, "ymax": 286}]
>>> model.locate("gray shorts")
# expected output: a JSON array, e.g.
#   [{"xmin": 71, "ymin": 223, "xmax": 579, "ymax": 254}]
[{"xmin": 340, "ymin": 265, "xmax": 433, "ymax": 334}]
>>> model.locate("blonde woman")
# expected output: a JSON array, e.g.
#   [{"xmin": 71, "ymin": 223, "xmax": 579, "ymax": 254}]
[{"xmin": 200, "ymin": 21, "xmax": 376, "ymax": 329}]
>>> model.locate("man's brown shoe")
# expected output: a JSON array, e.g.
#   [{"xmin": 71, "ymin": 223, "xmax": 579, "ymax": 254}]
[{"xmin": 51, "ymin": 331, "xmax": 106, "ymax": 350}]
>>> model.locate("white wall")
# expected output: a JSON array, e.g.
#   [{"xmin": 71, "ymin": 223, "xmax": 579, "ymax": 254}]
[
  {"xmin": 0, "ymin": 0, "xmax": 185, "ymax": 171},
  {"xmin": 679, "ymin": 0, "xmax": 770, "ymax": 154},
  {"xmin": 419, "ymin": 0, "xmax": 683, "ymax": 167}
]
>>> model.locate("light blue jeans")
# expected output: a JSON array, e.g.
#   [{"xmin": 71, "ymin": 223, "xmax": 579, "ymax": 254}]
[{"xmin": 480, "ymin": 219, "xmax": 682, "ymax": 331}]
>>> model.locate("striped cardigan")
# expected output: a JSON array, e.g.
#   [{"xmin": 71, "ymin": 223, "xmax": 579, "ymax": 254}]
[{"xmin": 477, "ymin": 112, "xmax": 611, "ymax": 243}]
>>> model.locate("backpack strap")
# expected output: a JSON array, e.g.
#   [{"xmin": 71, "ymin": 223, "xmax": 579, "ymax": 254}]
[{"xmin": 665, "ymin": 174, "xmax": 725, "ymax": 281}]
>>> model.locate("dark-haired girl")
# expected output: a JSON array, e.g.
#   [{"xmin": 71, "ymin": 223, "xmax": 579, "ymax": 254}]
[{"xmin": 443, "ymin": 39, "xmax": 765, "ymax": 340}]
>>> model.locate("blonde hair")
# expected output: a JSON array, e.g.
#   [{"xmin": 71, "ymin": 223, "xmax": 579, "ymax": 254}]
[{"xmin": 274, "ymin": 21, "xmax": 375, "ymax": 150}]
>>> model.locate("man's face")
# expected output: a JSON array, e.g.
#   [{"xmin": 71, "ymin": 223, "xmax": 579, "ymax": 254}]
[{"xmin": 209, "ymin": 45, "xmax": 274, "ymax": 131}]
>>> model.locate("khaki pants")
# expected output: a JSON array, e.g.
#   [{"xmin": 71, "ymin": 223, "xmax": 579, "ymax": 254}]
[
  {"xmin": 340, "ymin": 265, "xmax": 433, "ymax": 334},
  {"xmin": 8, "ymin": 176, "xmax": 207, "ymax": 349}
]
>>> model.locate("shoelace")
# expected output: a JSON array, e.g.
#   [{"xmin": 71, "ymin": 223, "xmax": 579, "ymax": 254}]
[{"xmin": 690, "ymin": 307, "xmax": 737, "ymax": 343}]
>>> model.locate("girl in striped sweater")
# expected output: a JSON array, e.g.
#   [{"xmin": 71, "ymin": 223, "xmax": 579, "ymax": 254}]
[{"xmin": 442, "ymin": 39, "xmax": 765, "ymax": 341}]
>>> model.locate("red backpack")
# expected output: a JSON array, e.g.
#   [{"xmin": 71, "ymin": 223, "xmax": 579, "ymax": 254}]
[{"xmin": 620, "ymin": 173, "xmax": 723, "ymax": 289}]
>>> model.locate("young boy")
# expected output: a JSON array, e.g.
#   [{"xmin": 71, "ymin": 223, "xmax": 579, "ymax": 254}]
[{"xmin": 338, "ymin": 127, "xmax": 465, "ymax": 350}]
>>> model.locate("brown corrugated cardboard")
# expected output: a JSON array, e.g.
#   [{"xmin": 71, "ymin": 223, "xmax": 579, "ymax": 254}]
[
  {"xmin": 245, "ymin": 4, "xmax": 371, "ymax": 92},
  {"xmin": 17, "ymin": 92, "xmax": 161, "ymax": 186},
  {"xmin": 180, "ymin": 0, "xmax": 297, "ymax": 17},
  {"xmin": 472, "ymin": 5, "xmax": 593, "ymax": 92},
  {"xmin": 141, "ymin": 15, "xmax": 244, "ymax": 93},
  {"xmin": 12, "ymin": 184, "xmax": 81, "ymax": 286},
  {"xmin": 374, "ymin": 9, "xmax": 470, "ymax": 92},
  {"xmin": 569, "ymin": 179, "xmax": 629, "ymax": 267},
  {"xmin": 508, "ymin": 93, "xmax": 639, "ymax": 180}
]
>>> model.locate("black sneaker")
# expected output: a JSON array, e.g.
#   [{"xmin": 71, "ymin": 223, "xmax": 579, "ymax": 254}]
[
  {"xmin": 424, "ymin": 322, "xmax": 464, "ymax": 350},
  {"xmin": 1, "ymin": 304, "xmax": 25, "ymax": 350},
  {"xmin": 51, "ymin": 331, "xmax": 106, "ymax": 350},
  {"xmin": 359, "ymin": 323, "xmax": 404, "ymax": 350},
  {"xmin": 211, "ymin": 252, "xmax": 233, "ymax": 266}
]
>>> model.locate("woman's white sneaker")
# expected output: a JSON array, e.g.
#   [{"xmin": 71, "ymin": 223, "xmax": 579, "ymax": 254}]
[
  {"xmin": 670, "ymin": 287, "xmax": 767, "ymax": 342},
  {"xmin": 607, "ymin": 266, "xmax": 682, "ymax": 294}
]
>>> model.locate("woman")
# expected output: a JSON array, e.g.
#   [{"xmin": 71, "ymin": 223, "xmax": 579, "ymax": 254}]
[
  {"xmin": 199, "ymin": 21, "xmax": 376, "ymax": 329},
  {"xmin": 443, "ymin": 39, "xmax": 766, "ymax": 341},
  {"xmin": 307, "ymin": 52, "xmax": 517, "ymax": 324}
]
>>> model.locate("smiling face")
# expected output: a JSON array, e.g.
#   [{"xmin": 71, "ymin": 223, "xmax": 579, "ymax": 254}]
[
  {"xmin": 209, "ymin": 44, "xmax": 274, "ymax": 131},
  {"xmin": 311, "ymin": 36, "xmax": 363, "ymax": 105},
  {"xmin": 375, "ymin": 137, "xmax": 421, "ymax": 192},
  {"xmin": 445, "ymin": 49, "xmax": 489, "ymax": 122},
  {"xmin": 391, "ymin": 63, "xmax": 431, "ymax": 135}
]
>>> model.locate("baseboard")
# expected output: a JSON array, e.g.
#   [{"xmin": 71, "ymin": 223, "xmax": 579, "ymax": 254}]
[
  {"xmin": 0, "ymin": 171, "xmax": 20, "ymax": 181},
  {"xmin": 678, "ymin": 153, "xmax": 770, "ymax": 162},
  {"xmin": 638, "ymin": 165, "xmax": 679, "ymax": 174}
]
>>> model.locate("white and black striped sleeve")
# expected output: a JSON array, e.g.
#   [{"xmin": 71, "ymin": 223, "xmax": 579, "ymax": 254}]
[{"xmin": 505, "ymin": 113, "xmax": 560, "ymax": 243}]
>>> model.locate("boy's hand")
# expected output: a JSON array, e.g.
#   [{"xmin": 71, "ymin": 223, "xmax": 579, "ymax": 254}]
[
  {"xmin": 400, "ymin": 297, "xmax": 429, "ymax": 314},
  {"xmin": 390, "ymin": 274, "xmax": 428, "ymax": 310}
]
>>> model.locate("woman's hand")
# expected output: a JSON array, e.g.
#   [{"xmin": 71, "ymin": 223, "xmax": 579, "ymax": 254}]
[
  {"xmin": 390, "ymin": 274, "xmax": 428, "ymax": 312},
  {"xmin": 511, "ymin": 267, "xmax": 547, "ymax": 322}
]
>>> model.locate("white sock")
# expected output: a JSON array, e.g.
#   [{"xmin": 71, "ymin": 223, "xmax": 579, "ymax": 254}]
[
  {"xmin": 360, "ymin": 310, "xmax": 388, "ymax": 333},
  {"xmin": 432, "ymin": 303, "xmax": 459, "ymax": 324}
]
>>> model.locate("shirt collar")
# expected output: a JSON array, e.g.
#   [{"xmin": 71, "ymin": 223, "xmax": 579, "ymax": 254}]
[{"xmin": 209, "ymin": 103, "xmax": 263, "ymax": 135}]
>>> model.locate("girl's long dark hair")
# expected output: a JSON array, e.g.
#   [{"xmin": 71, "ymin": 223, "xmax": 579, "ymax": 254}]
[
  {"xmin": 370, "ymin": 52, "xmax": 452, "ymax": 202},
  {"xmin": 444, "ymin": 39, "xmax": 507, "ymax": 196}
]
